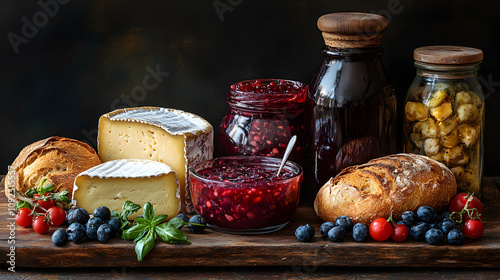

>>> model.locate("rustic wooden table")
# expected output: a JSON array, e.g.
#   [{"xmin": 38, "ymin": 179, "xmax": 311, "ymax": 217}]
[{"xmin": 1, "ymin": 176, "xmax": 499, "ymax": 278}]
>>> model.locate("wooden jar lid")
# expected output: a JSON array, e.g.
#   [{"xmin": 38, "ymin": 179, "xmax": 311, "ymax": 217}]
[
  {"xmin": 317, "ymin": 12, "xmax": 387, "ymax": 48},
  {"xmin": 414, "ymin": 46, "xmax": 483, "ymax": 64}
]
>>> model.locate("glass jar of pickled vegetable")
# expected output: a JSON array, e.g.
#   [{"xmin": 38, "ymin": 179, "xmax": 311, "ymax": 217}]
[
  {"xmin": 404, "ymin": 46, "xmax": 484, "ymax": 194},
  {"xmin": 309, "ymin": 12, "xmax": 397, "ymax": 191}
]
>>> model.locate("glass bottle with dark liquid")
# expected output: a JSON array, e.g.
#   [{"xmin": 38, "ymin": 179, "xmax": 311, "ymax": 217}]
[{"xmin": 309, "ymin": 13, "xmax": 397, "ymax": 191}]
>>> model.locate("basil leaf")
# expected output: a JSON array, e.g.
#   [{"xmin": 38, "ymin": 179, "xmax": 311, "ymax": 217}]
[
  {"xmin": 151, "ymin": 215, "xmax": 168, "ymax": 226},
  {"xmin": 24, "ymin": 188, "xmax": 37, "ymax": 198},
  {"xmin": 39, "ymin": 183, "xmax": 54, "ymax": 195},
  {"xmin": 166, "ymin": 217, "xmax": 185, "ymax": 229},
  {"xmin": 143, "ymin": 202, "xmax": 154, "ymax": 221},
  {"xmin": 120, "ymin": 201, "xmax": 141, "ymax": 221},
  {"xmin": 53, "ymin": 191, "xmax": 70, "ymax": 203},
  {"xmin": 135, "ymin": 229, "xmax": 157, "ymax": 262},
  {"xmin": 110, "ymin": 210, "xmax": 120, "ymax": 218},
  {"xmin": 135, "ymin": 218, "xmax": 150, "ymax": 225},
  {"xmin": 155, "ymin": 223, "xmax": 191, "ymax": 244},
  {"xmin": 133, "ymin": 227, "xmax": 150, "ymax": 243},
  {"xmin": 122, "ymin": 223, "xmax": 148, "ymax": 240},
  {"xmin": 15, "ymin": 200, "xmax": 32, "ymax": 210}
]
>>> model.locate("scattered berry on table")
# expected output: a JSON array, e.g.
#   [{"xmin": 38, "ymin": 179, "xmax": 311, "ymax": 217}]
[
  {"xmin": 320, "ymin": 221, "xmax": 335, "ymax": 237},
  {"xmin": 67, "ymin": 223, "xmax": 86, "ymax": 243},
  {"xmin": 93, "ymin": 206, "xmax": 111, "ymax": 222},
  {"xmin": 352, "ymin": 223, "xmax": 368, "ymax": 242},
  {"xmin": 189, "ymin": 215, "xmax": 207, "ymax": 234},
  {"xmin": 107, "ymin": 218, "xmax": 121, "ymax": 235},
  {"xmin": 391, "ymin": 224, "xmax": 409, "ymax": 242},
  {"xmin": 440, "ymin": 218, "xmax": 455, "ymax": 235},
  {"xmin": 416, "ymin": 206, "xmax": 437, "ymax": 223},
  {"xmin": 328, "ymin": 226, "xmax": 345, "ymax": 242},
  {"xmin": 67, "ymin": 208, "xmax": 90, "ymax": 225},
  {"xmin": 401, "ymin": 211, "xmax": 417, "ymax": 227},
  {"xmin": 97, "ymin": 224, "xmax": 112, "ymax": 243},
  {"xmin": 410, "ymin": 222, "xmax": 430, "ymax": 241},
  {"xmin": 52, "ymin": 228, "xmax": 68, "ymax": 246},
  {"xmin": 176, "ymin": 213, "xmax": 190, "ymax": 229},
  {"xmin": 335, "ymin": 216, "xmax": 353, "ymax": 233},
  {"xmin": 429, "ymin": 222, "xmax": 440, "ymax": 229},
  {"xmin": 447, "ymin": 229, "xmax": 464, "ymax": 245},
  {"xmin": 295, "ymin": 224, "xmax": 315, "ymax": 242},
  {"xmin": 437, "ymin": 210, "xmax": 451, "ymax": 222},
  {"xmin": 86, "ymin": 217, "xmax": 104, "ymax": 240},
  {"xmin": 425, "ymin": 228, "xmax": 444, "ymax": 245}
]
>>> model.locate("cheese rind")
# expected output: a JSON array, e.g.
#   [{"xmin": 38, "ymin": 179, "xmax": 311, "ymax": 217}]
[
  {"xmin": 72, "ymin": 159, "xmax": 180, "ymax": 219},
  {"xmin": 97, "ymin": 107, "xmax": 214, "ymax": 213}
]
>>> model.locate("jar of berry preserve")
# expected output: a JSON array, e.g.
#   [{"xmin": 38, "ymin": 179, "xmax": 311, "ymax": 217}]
[
  {"xmin": 309, "ymin": 13, "xmax": 397, "ymax": 191},
  {"xmin": 214, "ymin": 79, "xmax": 309, "ymax": 167},
  {"xmin": 404, "ymin": 46, "xmax": 484, "ymax": 195}
]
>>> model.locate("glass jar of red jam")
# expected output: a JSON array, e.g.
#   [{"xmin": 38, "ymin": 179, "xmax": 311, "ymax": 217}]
[
  {"xmin": 189, "ymin": 156, "xmax": 302, "ymax": 234},
  {"xmin": 309, "ymin": 13, "xmax": 397, "ymax": 191},
  {"xmin": 214, "ymin": 79, "xmax": 309, "ymax": 167}
]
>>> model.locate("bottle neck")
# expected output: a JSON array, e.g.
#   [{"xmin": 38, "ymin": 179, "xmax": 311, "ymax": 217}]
[
  {"xmin": 322, "ymin": 46, "xmax": 383, "ymax": 60},
  {"xmin": 414, "ymin": 61, "xmax": 480, "ymax": 80}
]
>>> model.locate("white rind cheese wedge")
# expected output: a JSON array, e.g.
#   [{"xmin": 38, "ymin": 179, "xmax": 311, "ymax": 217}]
[
  {"xmin": 72, "ymin": 159, "xmax": 180, "ymax": 219},
  {"xmin": 97, "ymin": 106, "xmax": 213, "ymax": 213}
]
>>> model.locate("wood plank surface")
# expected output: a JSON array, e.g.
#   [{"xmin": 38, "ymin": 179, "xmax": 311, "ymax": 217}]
[{"xmin": 1, "ymin": 175, "xmax": 500, "ymax": 269}]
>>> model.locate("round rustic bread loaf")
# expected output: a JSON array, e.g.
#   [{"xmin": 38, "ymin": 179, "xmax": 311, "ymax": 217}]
[
  {"xmin": 314, "ymin": 153, "xmax": 457, "ymax": 224},
  {"xmin": 4, "ymin": 136, "xmax": 102, "ymax": 197}
]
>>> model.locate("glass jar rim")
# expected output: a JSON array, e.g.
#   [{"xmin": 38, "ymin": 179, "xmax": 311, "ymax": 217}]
[{"xmin": 414, "ymin": 61, "xmax": 481, "ymax": 72}]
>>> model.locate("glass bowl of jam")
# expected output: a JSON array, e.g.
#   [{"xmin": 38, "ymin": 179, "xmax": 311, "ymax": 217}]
[{"xmin": 189, "ymin": 156, "xmax": 302, "ymax": 234}]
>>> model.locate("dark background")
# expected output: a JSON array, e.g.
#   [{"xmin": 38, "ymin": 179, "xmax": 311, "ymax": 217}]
[{"xmin": 1, "ymin": 0, "xmax": 499, "ymax": 176}]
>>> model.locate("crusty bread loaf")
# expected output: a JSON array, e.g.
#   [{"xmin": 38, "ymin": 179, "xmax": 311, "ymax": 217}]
[
  {"xmin": 5, "ymin": 137, "xmax": 102, "ymax": 197},
  {"xmin": 314, "ymin": 153, "xmax": 457, "ymax": 224}
]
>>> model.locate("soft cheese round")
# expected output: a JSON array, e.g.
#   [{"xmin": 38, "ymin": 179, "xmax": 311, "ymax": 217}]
[{"xmin": 76, "ymin": 159, "xmax": 177, "ymax": 179}]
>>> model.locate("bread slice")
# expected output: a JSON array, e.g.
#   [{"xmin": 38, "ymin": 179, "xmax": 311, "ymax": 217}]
[{"xmin": 314, "ymin": 153, "xmax": 457, "ymax": 224}]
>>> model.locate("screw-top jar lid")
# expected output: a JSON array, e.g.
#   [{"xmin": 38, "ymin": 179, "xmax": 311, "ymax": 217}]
[
  {"xmin": 317, "ymin": 12, "xmax": 387, "ymax": 48},
  {"xmin": 414, "ymin": 46, "xmax": 483, "ymax": 65}
]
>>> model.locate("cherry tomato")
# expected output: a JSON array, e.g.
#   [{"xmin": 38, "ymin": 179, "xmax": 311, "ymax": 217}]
[
  {"xmin": 34, "ymin": 193, "xmax": 56, "ymax": 212},
  {"xmin": 15, "ymin": 207, "xmax": 33, "ymax": 227},
  {"xmin": 369, "ymin": 218, "xmax": 393, "ymax": 241},
  {"xmin": 47, "ymin": 206, "xmax": 66, "ymax": 226},
  {"xmin": 449, "ymin": 193, "xmax": 483, "ymax": 221},
  {"xmin": 391, "ymin": 224, "xmax": 409, "ymax": 242},
  {"xmin": 464, "ymin": 219, "xmax": 484, "ymax": 239},
  {"xmin": 32, "ymin": 216, "xmax": 50, "ymax": 234}
]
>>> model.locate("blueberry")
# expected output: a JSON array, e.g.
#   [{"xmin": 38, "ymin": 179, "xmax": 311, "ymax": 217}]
[
  {"xmin": 440, "ymin": 218, "xmax": 455, "ymax": 235},
  {"xmin": 396, "ymin": 221, "xmax": 405, "ymax": 225},
  {"xmin": 352, "ymin": 223, "xmax": 368, "ymax": 242},
  {"xmin": 437, "ymin": 210, "xmax": 451, "ymax": 222},
  {"xmin": 176, "ymin": 213, "xmax": 190, "ymax": 229},
  {"xmin": 410, "ymin": 222, "xmax": 430, "ymax": 241},
  {"xmin": 52, "ymin": 228, "xmax": 68, "ymax": 246},
  {"xmin": 417, "ymin": 206, "xmax": 437, "ymax": 223},
  {"xmin": 86, "ymin": 217, "xmax": 103, "ymax": 239},
  {"xmin": 295, "ymin": 224, "xmax": 315, "ymax": 242},
  {"xmin": 67, "ymin": 223, "xmax": 86, "ymax": 243},
  {"xmin": 188, "ymin": 215, "xmax": 207, "ymax": 234},
  {"xmin": 425, "ymin": 228, "xmax": 444, "ymax": 245},
  {"xmin": 107, "ymin": 218, "xmax": 121, "ymax": 235},
  {"xmin": 93, "ymin": 206, "xmax": 111, "ymax": 222},
  {"xmin": 447, "ymin": 229, "xmax": 464, "ymax": 245},
  {"xmin": 319, "ymin": 221, "xmax": 335, "ymax": 237},
  {"xmin": 67, "ymin": 208, "xmax": 90, "ymax": 225},
  {"xmin": 97, "ymin": 224, "xmax": 112, "ymax": 243},
  {"xmin": 327, "ymin": 226, "xmax": 345, "ymax": 242},
  {"xmin": 401, "ymin": 211, "xmax": 417, "ymax": 227},
  {"xmin": 429, "ymin": 223, "xmax": 440, "ymax": 229},
  {"xmin": 335, "ymin": 216, "xmax": 353, "ymax": 233}
]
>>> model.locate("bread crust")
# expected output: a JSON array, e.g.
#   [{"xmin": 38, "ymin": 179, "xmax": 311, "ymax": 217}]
[
  {"xmin": 314, "ymin": 153, "xmax": 457, "ymax": 224},
  {"xmin": 5, "ymin": 137, "xmax": 101, "ymax": 197}
]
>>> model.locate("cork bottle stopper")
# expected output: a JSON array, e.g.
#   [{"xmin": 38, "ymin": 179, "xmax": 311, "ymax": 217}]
[
  {"xmin": 317, "ymin": 12, "xmax": 388, "ymax": 48},
  {"xmin": 414, "ymin": 46, "xmax": 483, "ymax": 64}
]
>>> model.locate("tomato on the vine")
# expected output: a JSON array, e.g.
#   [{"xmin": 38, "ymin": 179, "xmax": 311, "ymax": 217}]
[
  {"xmin": 47, "ymin": 206, "xmax": 66, "ymax": 226},
  {"xmin": 34, "ymin": 193, "xmax": 56, "ymax": 212},
  {"xmin": 449, "ymin": 193, "xmax": 483, "ymax": 221},
  {"xmin": 15, "ymin": 207, "xmax": 33, "ymax": 227},
  {"xmin": 32, "ymin": 216, "xmax": 50, "ymax": 234},
  {"xmin": 391, "ymin": 224, "xmax": 409, "ymax": 242},
  {"xmin": 464, "ymin": 219, "xmax": 484, "ymax": 239},
  {"xmin": 369, "ymin": 218, "xmax": 393, "ymax": 241}
]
